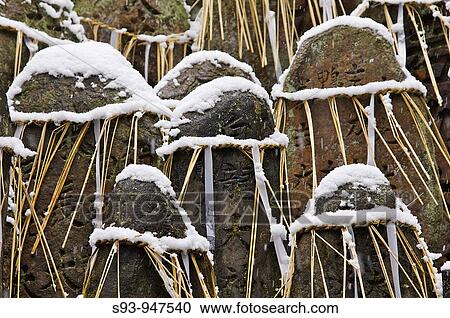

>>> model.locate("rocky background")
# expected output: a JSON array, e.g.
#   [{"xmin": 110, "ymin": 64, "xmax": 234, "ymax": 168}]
[{"xmin": 0, "ymin": 0, "xmax": 449, "ymax": 297}]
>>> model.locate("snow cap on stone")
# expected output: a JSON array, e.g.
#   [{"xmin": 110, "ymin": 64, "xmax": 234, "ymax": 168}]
[
  {"xmin": 7, "ymin": 41, "xmax": 171, "ymax": 122},
  {"xmin": 154, "ymin": 50, "xmax": 261, "ymax": 94},
  {"xmin": 315, "ymin": 164, "xmax": 389, "ymax": 198},
  {"xmin": 115, "ymin": 164, "xmax": 176, "ymax": 197},
  {"xmin": 173, "ymin": 76, "xmax": 272, "ymax": 118}
]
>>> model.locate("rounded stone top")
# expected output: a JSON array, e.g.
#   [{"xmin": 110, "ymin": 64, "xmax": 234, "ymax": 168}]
[
  {"xmin": 107, "ymin": 164, "xmax": 186, "ymax": 236},
  {"xmin": 288, "ymin": 164, "xmax": 409, "ymax": 235},
  {"xmin": 108, "ymin": 178, "xmax": 186, "ymax": 237},
  {"xmin": 165, "ymin": 76, "xmax": 275, "ymax": 141},
  {"xmin": 91, "ymin": 167, "xmax": 210, "ymax": 253},
  {"xmin": 314, "ymin": 164, "xmax": 395, "ymax": 214},
  {"xmin": 272, "ymin": 16, "xmax": 426, "ymax": 101},
  {"xmin": 155, "ymin": 50, "xmax": 260, "ymax": 101},
  {"xmin": 7, "ymin": 42, "xmax": 170, "ymax": 123}
]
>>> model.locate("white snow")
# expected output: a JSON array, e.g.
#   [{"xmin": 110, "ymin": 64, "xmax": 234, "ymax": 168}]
[
  {"xmin": 0, "ymin": 137, "xmax": 36, "ymax": 158},
  {"xmin": 38, "ymin": 0, "xmax": 86, "ymax": 41},
  {"xmin": 89, "ymin": 226, "xmax": 209, "ymax": 254},
  {"xmin": 272, "ymin": 16, "xmax": 427, "ymax": 101},
  {"xmin": 366, "ymin": 94, "xmax": 376, "ymax": 166},
  {"xmin": 115, "ymin": 164, "xmax": 176, "ymax": 197},
  {"xmin": 289, "ymin": 204, "xmax": 421, "ymax": 235},
  {"xmin": 441, "ymin": 261, "xmax": 450, "ymax": 271},
  {"xmin": 74, "ymin": 81, "xmax": 85, "ymax": 89},
  {"xmin": 154, "ymin": 51, "xmax": 261, "ymax": 95},
  {"xmin": 6, "ymin": 216, "xmax": 15, "ymax": 226},
  {"xmin": 156, "ymin": 130, "xmax": 289, "ymax": 157},
  {"xmin": 7, "ymin": 41, "xmax": 172, "ymax": 122},
  {"xmin": 0, "ymin": 16, "xmax": 72, "ymax": 46},
  {"xmin": 93, "ymin": 165, "xmax": 210, "ymax": 253},
  {"xmin": 435, "ymin": 270, "xmax": 443, "ymax": 297},
  {"xmin": 298, "ymin": 16, "xmax": 394, "ymax": 48},
  {"xmin": 314, "ymin": 164, "xmax": 389, "ymax": 198},
  {"xmin": 272, "ymin": 76, "xmax": 427, "ymax": 101},
  {"xmin": 170, "ymin": 76, "xmax": 272, "ymax": 119}
]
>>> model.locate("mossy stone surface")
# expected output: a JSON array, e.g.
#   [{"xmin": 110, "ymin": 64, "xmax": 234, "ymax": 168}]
[
  {"xmin": 75, "ymin": 0, "xmax": 189, "ymax": 35},
  {"xmin": 283, "ymin": 26, "xmax": 406, "ymax": 93}
]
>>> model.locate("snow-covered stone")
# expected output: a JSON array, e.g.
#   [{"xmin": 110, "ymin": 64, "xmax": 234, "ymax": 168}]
[
  {"xmin": 154, "ymin": 50, "xmax": 260, "ymax": 96},
  {"xmin": 7, "ymin": 41, "xmax": 171, "ymax": 123},
  {"xmin": 315, "ymin": 164, "xmax": 390, "ymax": 198},
  {"xmin": 0, "ymin": 137, "xmax": 36, "ymax": 158},
  {"xmin": 115, "ymin": 164, "xmax": 176, "ymax": 197}
]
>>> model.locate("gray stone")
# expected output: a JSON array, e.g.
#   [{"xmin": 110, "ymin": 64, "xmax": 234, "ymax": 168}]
[
  {"xmin": 75, "ymin": 0, "xmax": 190, "ymax": 36},
  {"xmin": 291, "ymin": 225, "xmax": 434, "ymax": 298},
  {"xmin": 280, "ymin": 22, "xmax": 447, "ymax": 251},
  {"xmin": 85, "ymin": 176, "xmax": 214, "ymax": 298},
  {"xmin": 283, "ymin": 25, "xmax": 406, "ymax": 93},
  {"xmin": 157, "ymin": 61, "xmax": 257, "ymax": 101},
  {"xmin": 14, "ymin": 74, "xmax": 127, "ymax": 114},
  {"xmin": 315, "ymin": 183, "xmax": 396, "ymax": 215},
  {"xmin": 170, "ymin": 86, "xmax": 283, "ymax": 297},
  {"xmin": 443, "ymin": 269, "xmax": 450, "ymax": 298}
]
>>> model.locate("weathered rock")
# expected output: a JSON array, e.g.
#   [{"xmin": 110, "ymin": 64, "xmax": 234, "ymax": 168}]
[
  {"xmin": 280, "ymin": 21, "xmax": 448, "ymax": 252},
  {"xmin": 290, "ymin": 169, "xmax": 436, "ymax": 298},
  {"xmin": 185, "ymin": 0, "xmax": 286, "ymax": 90},
  {"xmin": 75, "ymin": 0, "xmax": 190, "ymax": 36},
  {"xmin": 0, "ymin": 0, "xmax": 84, "ymax": 41},
  {"xmin": 443, "ymin": 269, "xmax": 450, "ymax": 298},
  {"xmin": 315, "ymin": 183, "xmax": 396, "ymax": 215},
  {"xmin": 0, "ymin": 31, "xmax": 25, "ymax": 137},
  {"xmin": 178, "ymin": 91, "xmax": 274, "ymax": 139},
  {"xmin": 74, "ymin": 0, "xmax": 190, "ymax": 87},
  {"xmin": 15, "ymin": 74, "xmax": 128, "ymax": 114},
  {"xmin": 85, "ymin": 169, "xmax": 214, "ymax": 298},
  {"xmin": 105, "ymin": 179, "xmax": 186, "ymax": 236},
  {"xmin": 155, "ymin": 51, "xmax": 259, "ymax": 101},
  {"xmin": 168, "ymin": 82, "xmax": 284, "ymax": 297},
  {"xmin": 283, "ymin": 25, "xmax": 406, "ymax": 93},
  {"xmin": 291, "ymin": 225, "xmax": 434, "ymax": 298},
  {"xmin": 3, "ymin": 43, "xmax": 166, "ymax": 297}
]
